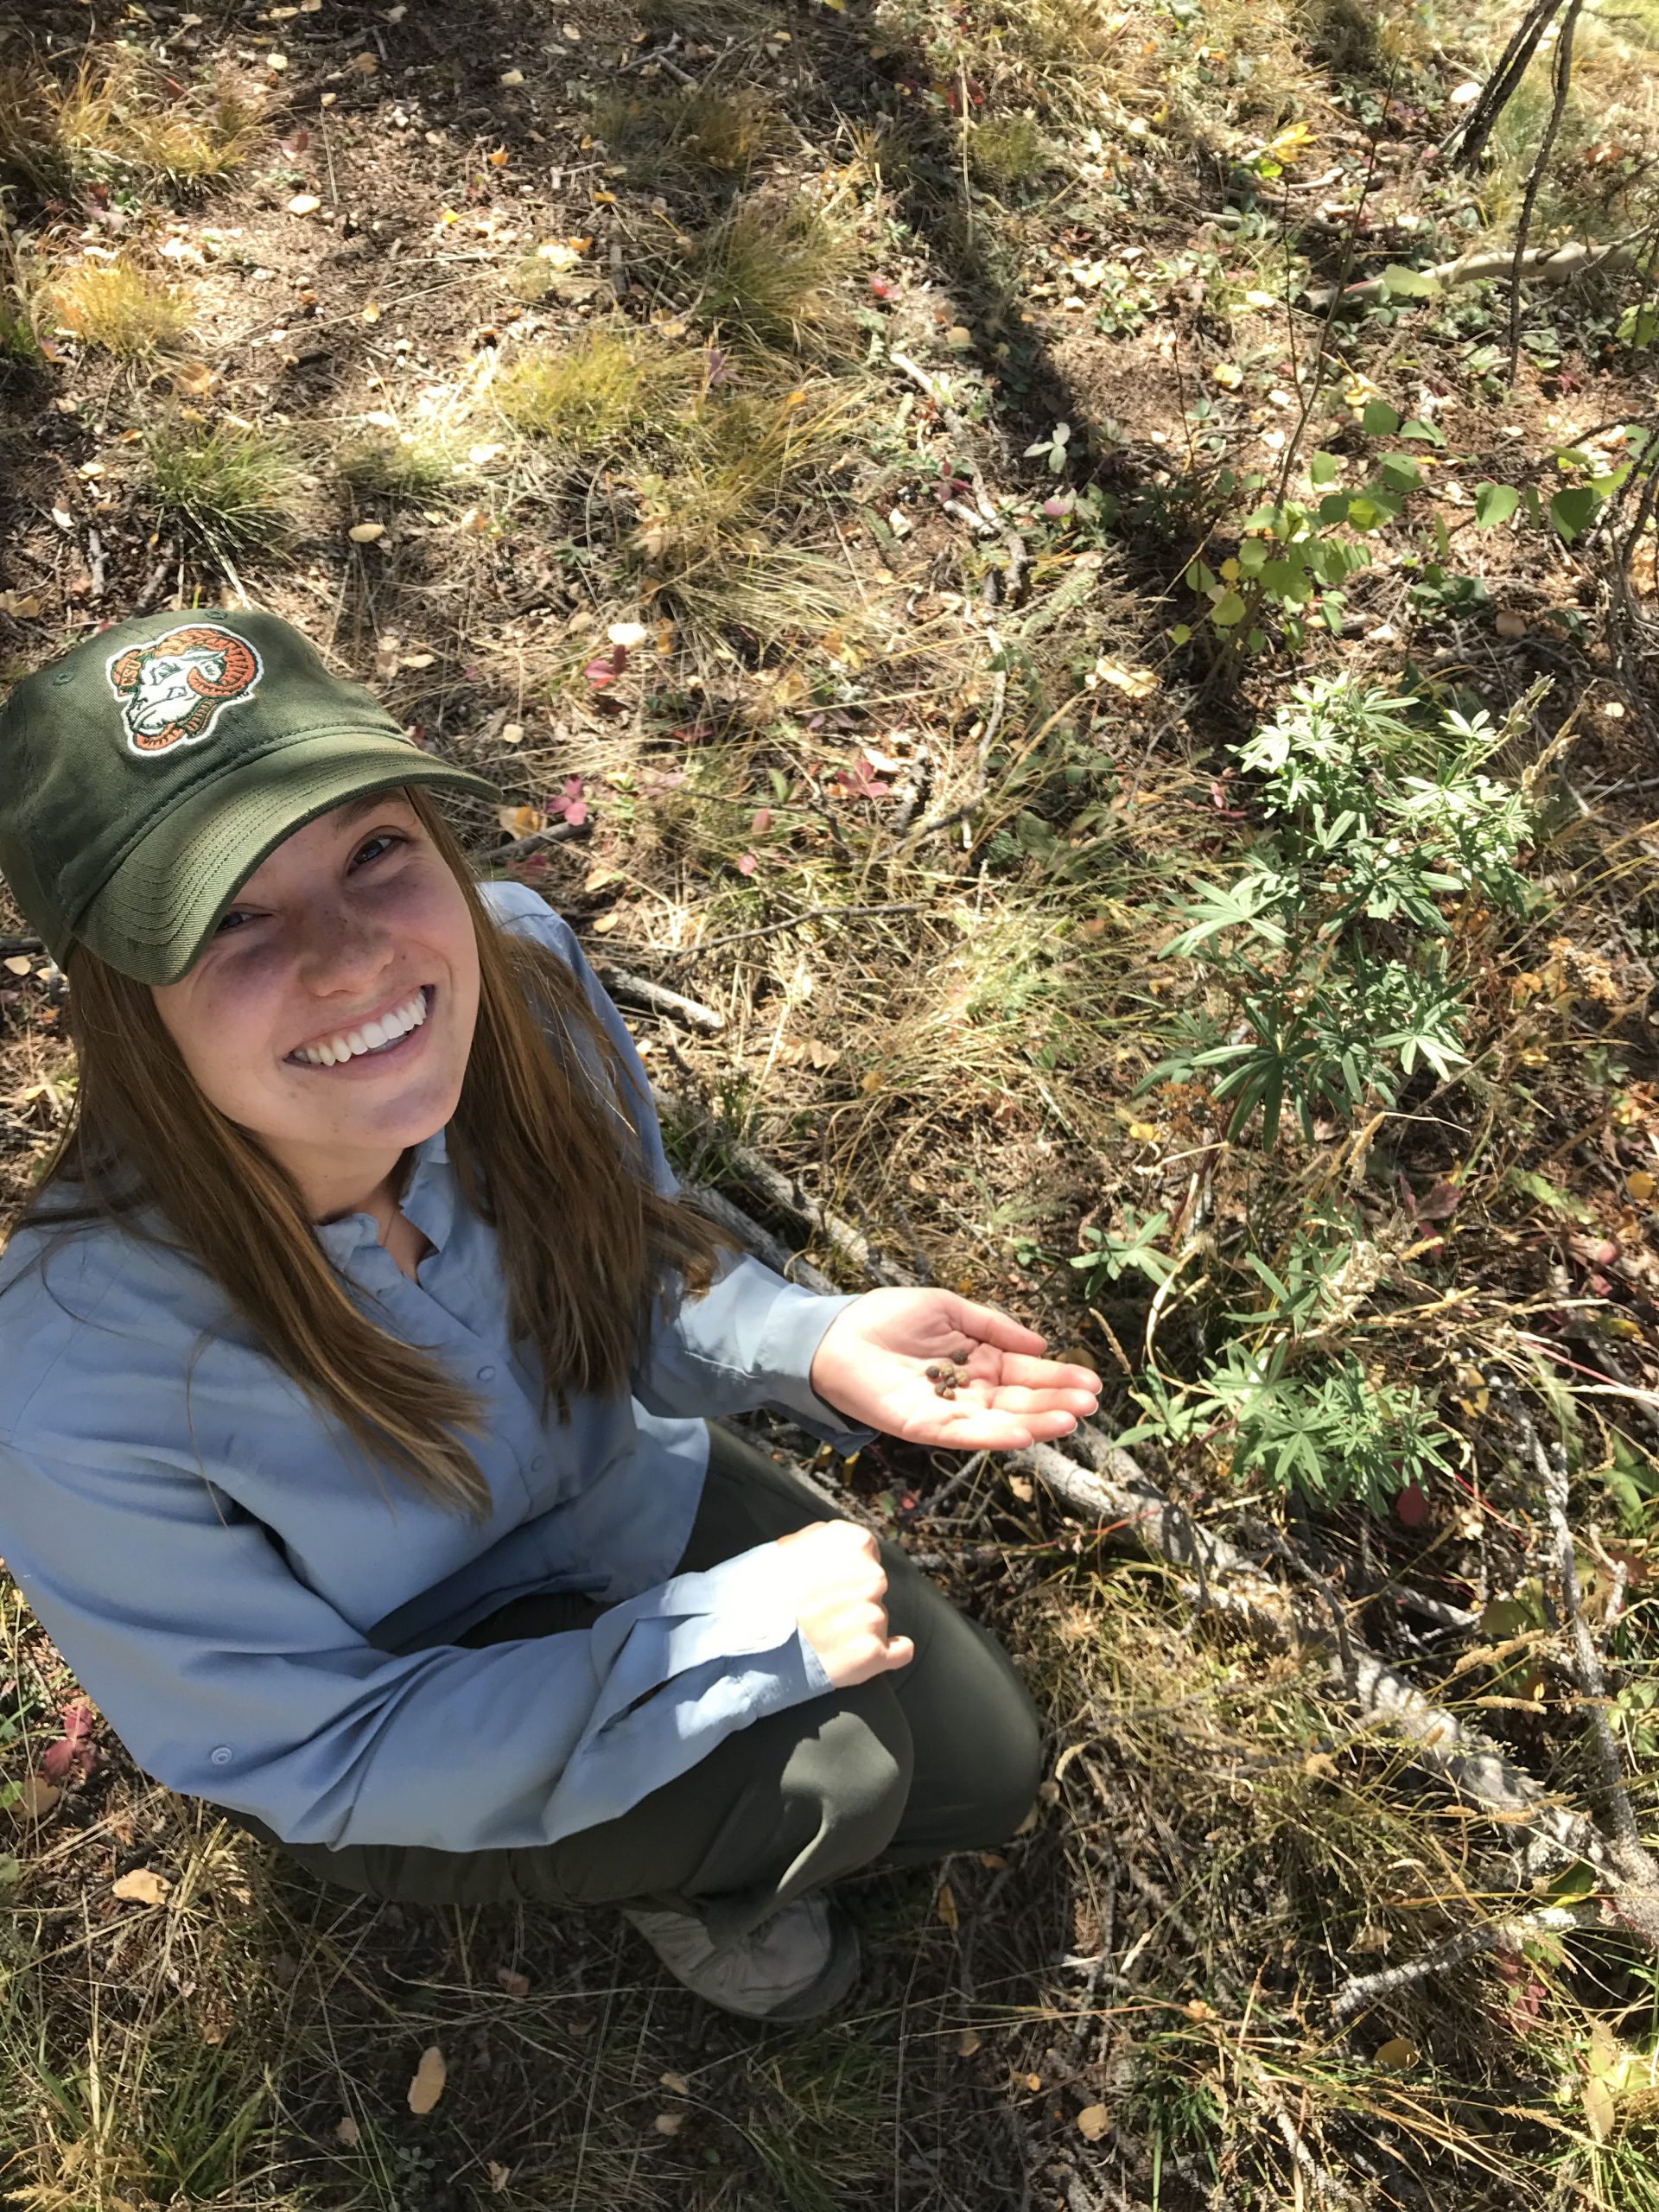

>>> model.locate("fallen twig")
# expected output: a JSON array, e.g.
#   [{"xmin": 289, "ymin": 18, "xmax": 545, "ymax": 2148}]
[
  {"xmin": 1306, "ymin": 235, "xmax": 1637, "ymax": 310},
  {"xmin": 593, "ymin": 963, "xmax": 724, "ymax": 1033},
  {"xmin": 1332, "ymin": 1902, "xmax": 1588, "ymax": 2024},
  {"xmin": 653, "ymin": 1084, "xmax": 912, "ymax": 1287}
]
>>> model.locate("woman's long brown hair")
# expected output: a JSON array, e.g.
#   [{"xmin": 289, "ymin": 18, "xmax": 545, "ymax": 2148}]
[{"xmin": 26, "ymin": 787, "xmax": 735, "ymax": 1522}]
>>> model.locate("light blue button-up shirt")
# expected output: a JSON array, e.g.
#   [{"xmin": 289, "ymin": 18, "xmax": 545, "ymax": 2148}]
[{"xmin": 0, "ymin": 882, "xmax": 875, "ymax": 1854}]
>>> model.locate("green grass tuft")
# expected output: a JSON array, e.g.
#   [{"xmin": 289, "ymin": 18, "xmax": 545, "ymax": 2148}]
[{"xmin": 141, "ymin": 416, "xmax": 300, "ymax": 550}]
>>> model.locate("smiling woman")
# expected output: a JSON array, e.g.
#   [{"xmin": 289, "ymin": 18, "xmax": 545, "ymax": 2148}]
[{"xmin": 0, "ymin": 608, "xmax": 1096, "ymax": 2023}]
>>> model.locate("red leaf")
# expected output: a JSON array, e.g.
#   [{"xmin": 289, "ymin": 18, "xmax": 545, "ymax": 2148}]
[
  {"xmin": 734, "ymin": 852, "xmax": 758, "ymax": 876},
  {"xmin": 1416, "ymin": 1180, "xmax": 1462, "ymax": 1223},
  {"xmin": 584, "ymin": 658, "xmax": 617, "ymax": 687},
  {"xmin": 750, "ymin": 807, "xmax": 773, "ymax": 835},
  {"xmin": 1394, "ymin": 1482, "xmax": 1428, "ymax": 1528}
]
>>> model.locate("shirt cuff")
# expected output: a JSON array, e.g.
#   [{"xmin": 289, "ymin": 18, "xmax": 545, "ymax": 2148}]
[{"xmin": 752, "ymin": 1284, "xmax": 879, "ymax": 1456}]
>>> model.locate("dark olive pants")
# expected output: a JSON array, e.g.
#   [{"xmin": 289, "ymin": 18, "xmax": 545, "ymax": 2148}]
[{"xmin": 224, "ymin": 1422, "xmax": 1043, "ymax": 1947}]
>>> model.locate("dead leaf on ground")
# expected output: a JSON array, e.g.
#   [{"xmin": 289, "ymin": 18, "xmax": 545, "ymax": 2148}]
[
  {"xmin": 348, "ymin": 521, "xmax": 386, "ymax": 544},
  {"xmin": 937, "ymin": 1881, "xmax": 958, "ymax": 1929},
  {"xmin": 19, "ymin": 1777, "xmax": 60, "ymax": 1819},
  {"xmin": 1374, "ymin": 2037, "xmax": 1419, "ymax": 2070},
  {"xmin": 407, "ymin": 2045, "xmax": 448, "ymax": 2114},
  {"xmin": 498, "ymin": 806, "xmax": 544, "ymax": 837},
  {"xmin": 487, "ymin": 2162, "xmax": 511, "ymax": 2191},
  {"xmin": 112, "ymin": 1867, "xmax": 172, "ymax": 1904},
  {"xmin": 1495, "ymin": 610, "xmax": 1529, "ymax": 639},
  {"xmin": 659, "ymin": 2070, "xmax": 691, "ymax": 2095},
  {"xmin": 957, "ymin": 2028, "xmax": 982, "ymax": 2056},
  {"xmin": 334, "ymin": 2115, "xmax": 361, "ymax": 2147},
  {"xmin": 0, "ymin": 592, "xmax": 43, "ymax": 619},
  {"xmin": 1584, "ymin": 2074, "xmax": 1616, "ymax": 2143},
  {"xmin": 495, "ymin": 1965, "xmax": 531, "ymax": 1997},
  {"xmin": 652, "ymin": 2111, "xmax": 686, "ymax": 2136},
  {"xmin": 1077, "ymin": 2104, "xmax": 1110, "ymax": 2141},
  {"xmin": 286, "ymin": 193, "xmax": 321, "ymax": 216}
]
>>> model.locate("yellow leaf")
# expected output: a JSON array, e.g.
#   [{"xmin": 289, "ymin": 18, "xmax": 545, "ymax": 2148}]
[
  {"xmin": 20, "ymin": 1776, "xmax": 59, "ymax": 1819},
  {"xmin": 592, "ymin": 190, "xmax": 618, "ymax": 207},
  {"xmin": 1128, "ymin": 1121, "xmax": 1160, "ymax": 1142},
  {"xmin": 351, "ymin": 49, "xmax": 379, "ymax": 73},
  {"xmin": 4, "ymin": 957, "xmax": 32, "ymax": 977},
  {"xmin": 1219, "ymin": 557, "xmax": 1240, "ymax": 582},
  {"xmin": 937, "ymin": 1881, "xmax": 958, "ymax": 1929},
  {"xmin": 1374, "ymin": 2037, "xmax": 1418, "ymax": 2071},
  {"xmin": 946, "ymin": 325, "xmax": 974, "ymax": 349},
  {"xmin": 1007, "ymin": 1475, "xmax": 1035, "ymax": 1503},
  {"xmin": 957, "ymin": 2028, "xmax": 982, "ymax": 2056},
  {"xmin": 1627, "ymin": 1171, "xmax": 1655, "ymax": 1203},
  {"xmin": 1077, "ymin": 2104, "xmax": 1109, "ymax": 2141},
  {"xmin": 0, "ymin": 592, "xmax": 43, "ymax": 618},
  {"xmin": 499, "ymin": 68, "xmax": 525, "ymax": 86},
  {"xmin": 360, "ymin": 302, "xmax": 382, "ymax": 325},
  {"xmin": 861, "ymin": 1071, "xmax": 884, "ymax": 1093},
  {"xmin": 1093, "ymin": 658, "xmax": 1159, "ymax": 699},
  {"xmin": 1211, "ymin": 361, "xmax": 1243, "ymax": 389},
  {"xmin": 407, "ymin": 2045, "xmax": 448, "ymax": 2115},
  {"xmin": 112, "ymin": 1868, "xmax": 172, "ymax": 1905},
  {"xmin": 590, "ymin": 911, "xmax": 622, "ymax": 935},
  {"xmin": 286, "ymin": 193, "xmax": 321, "ymax": 216},
  {"xmin": 1584, "ymin": 2074, "xmax": 1616, "ymax": 2143},
  {"xmin": 498, "ymin": 806, "xmax": 544, "ymax": 837},
  {"xmin": 347, "ymin": 521, "xmax": 385, "ymax": 543},
  {"xmin": 1026, "ymin": 2073, "xmax": 1043, "ymax": 2093}
]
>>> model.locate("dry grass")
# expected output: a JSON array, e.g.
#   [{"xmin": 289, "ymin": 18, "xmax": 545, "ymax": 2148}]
[
  {"xmin": 590, "ymin": 83, "xmax": 781, "ymax": 180},
  {"xmin": 0, "ymin": 48, "xmax": 266, "ymax": 203},
  {"xmin": 685, "ymin": 194, "xmax": 856, "ymax": 356},
  {"xmin": 44, "ymin": 256, "xmax": 194, "ymax": 360},
  {"xmin": 494, "ymin": 329, "xmax": 697, "ymax": 454}
]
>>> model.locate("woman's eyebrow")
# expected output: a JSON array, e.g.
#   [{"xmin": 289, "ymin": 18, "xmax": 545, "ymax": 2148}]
[{"xmin": 334, "ymin": 792, "xmax": 408, "ymax": 829}]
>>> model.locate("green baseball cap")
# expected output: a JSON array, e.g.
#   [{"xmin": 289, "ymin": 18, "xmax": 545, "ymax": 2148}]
[{"xmin": 0, "ymin": 607, "xmax": 501, "ymax": 986}]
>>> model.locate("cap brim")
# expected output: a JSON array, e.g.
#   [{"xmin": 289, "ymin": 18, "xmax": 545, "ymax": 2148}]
[{"xmin": 74, "ymin": 733, "xmax": 503, "ymax": 986}]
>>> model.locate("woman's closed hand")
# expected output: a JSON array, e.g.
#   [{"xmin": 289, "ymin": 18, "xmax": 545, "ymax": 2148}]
[{"xmin": 772, "ymin": 1520, "xmax": 915, "ymax": 1689}]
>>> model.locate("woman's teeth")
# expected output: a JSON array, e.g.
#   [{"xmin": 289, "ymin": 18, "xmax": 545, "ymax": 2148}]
[{"xmin": 292, "ymin": 988, "xmax": 428, "ymax": 1067}]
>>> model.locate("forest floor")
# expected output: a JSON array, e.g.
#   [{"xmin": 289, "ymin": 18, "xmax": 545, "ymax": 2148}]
[{"xmin": 6, "ymin": 0, "xmax": 1659, "ymax": 2205}]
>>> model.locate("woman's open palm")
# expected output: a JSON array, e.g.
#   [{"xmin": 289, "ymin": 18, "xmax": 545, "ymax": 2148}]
[{"xmin": 808, "ymin": 1288, "xmax": 1101, "ymax": 1451}]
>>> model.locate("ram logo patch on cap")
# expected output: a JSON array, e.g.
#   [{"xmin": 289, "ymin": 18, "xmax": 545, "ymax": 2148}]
[{"xmin": 106, "ymin": 623, "xmax": 264, "ymax": 756}]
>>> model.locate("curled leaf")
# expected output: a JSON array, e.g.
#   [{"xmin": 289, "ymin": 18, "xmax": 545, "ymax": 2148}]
[{"xmin": 407, "ymin": 2045, "xmax": 448, "ymax": 2114}]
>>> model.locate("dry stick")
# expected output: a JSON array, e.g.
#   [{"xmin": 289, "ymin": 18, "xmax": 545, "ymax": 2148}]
[
  {"xmin": 1497, "ymin": 1378, "xmax": 1656, "ymax": 1874},
  {"xmin": 480, "ymin": 817, "xmax": 586, "ymax": 864},
  {"xmin": 1507, "ymin": 0, "xmax": 1586, "ymax": 385},
  {"xmin": 652, "ymin": 1085, "xmax": 911, "ymax": 1288},
  {"xmin": 685, "ymin": 1181, "xmax": 836, "ymax": 1295},
  {"xmin": 1306, "ymin": 235, "xmax": 1637, "ymax": 311},
  {"xmin": 1332, "ymin": 1902, "xmax": 1589, "ymax": 2024},
  {"xmin": 591, "ymin": 963, "xmax": 724, "ymax": 1033},
  {"xmin": 1450, "ymin": 0, "xmax": 1571, "ymax": 173}
]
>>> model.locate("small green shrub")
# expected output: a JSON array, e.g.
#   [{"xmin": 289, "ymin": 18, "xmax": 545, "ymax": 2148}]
[
  {"xmin": 1148, "ymin": 673, "xmax": 1543, "ymax": 1145},
  {"xmin": 686, "ymin": 195, "xmax": 853, "ymax": 354}
]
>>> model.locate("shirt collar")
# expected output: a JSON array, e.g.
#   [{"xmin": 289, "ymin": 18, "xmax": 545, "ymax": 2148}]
[{"xmin": 313, "ymin": 1126, "xmax": 454, "ymax": 1269}]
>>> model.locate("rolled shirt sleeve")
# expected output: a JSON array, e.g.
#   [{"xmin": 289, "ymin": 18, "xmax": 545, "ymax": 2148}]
[
  {"xmin": 491, "ymin": 884, "xmax": 877, "ymax": 1455},
  {"xmin": 0, "ymin": 1433, "xmax": 834, "ymax": 1852}
]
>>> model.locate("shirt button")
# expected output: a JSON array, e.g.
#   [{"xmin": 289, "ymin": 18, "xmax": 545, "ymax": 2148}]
[
  {"xmin": 209, "ymin": 1745, "xmax": 233, "ymax": 1766},
  {"xmin": 477, "ymin": 1364, "xmax": 497, "ymax": 1382}
]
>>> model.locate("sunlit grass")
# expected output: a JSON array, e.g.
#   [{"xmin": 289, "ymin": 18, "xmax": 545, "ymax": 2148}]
[
  {"xmin": 495, "ymin": 330, "xmax": 696, "ymax": 454},
  {"xmin": 45, "ymin": 256, "xmax": 194, "ymax": 359}
]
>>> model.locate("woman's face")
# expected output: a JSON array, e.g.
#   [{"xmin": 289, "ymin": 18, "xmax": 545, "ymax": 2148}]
[{"xmin": 152, "ymin": 791, "xmax": 481, "ymax": 1213}]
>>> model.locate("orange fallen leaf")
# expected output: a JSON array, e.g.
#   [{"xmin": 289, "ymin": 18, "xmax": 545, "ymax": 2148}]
[
  {"xmin": 937, "ymin": 1881, "xmax": 958, "ymax": 1929},
  {"xmin": 112, "ymin": 1867, "xmax": 172, "ymax": 1904},
  {"xmin": 407, "ymin": 2045, "xmax": 447, "ymax": 2114}
]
